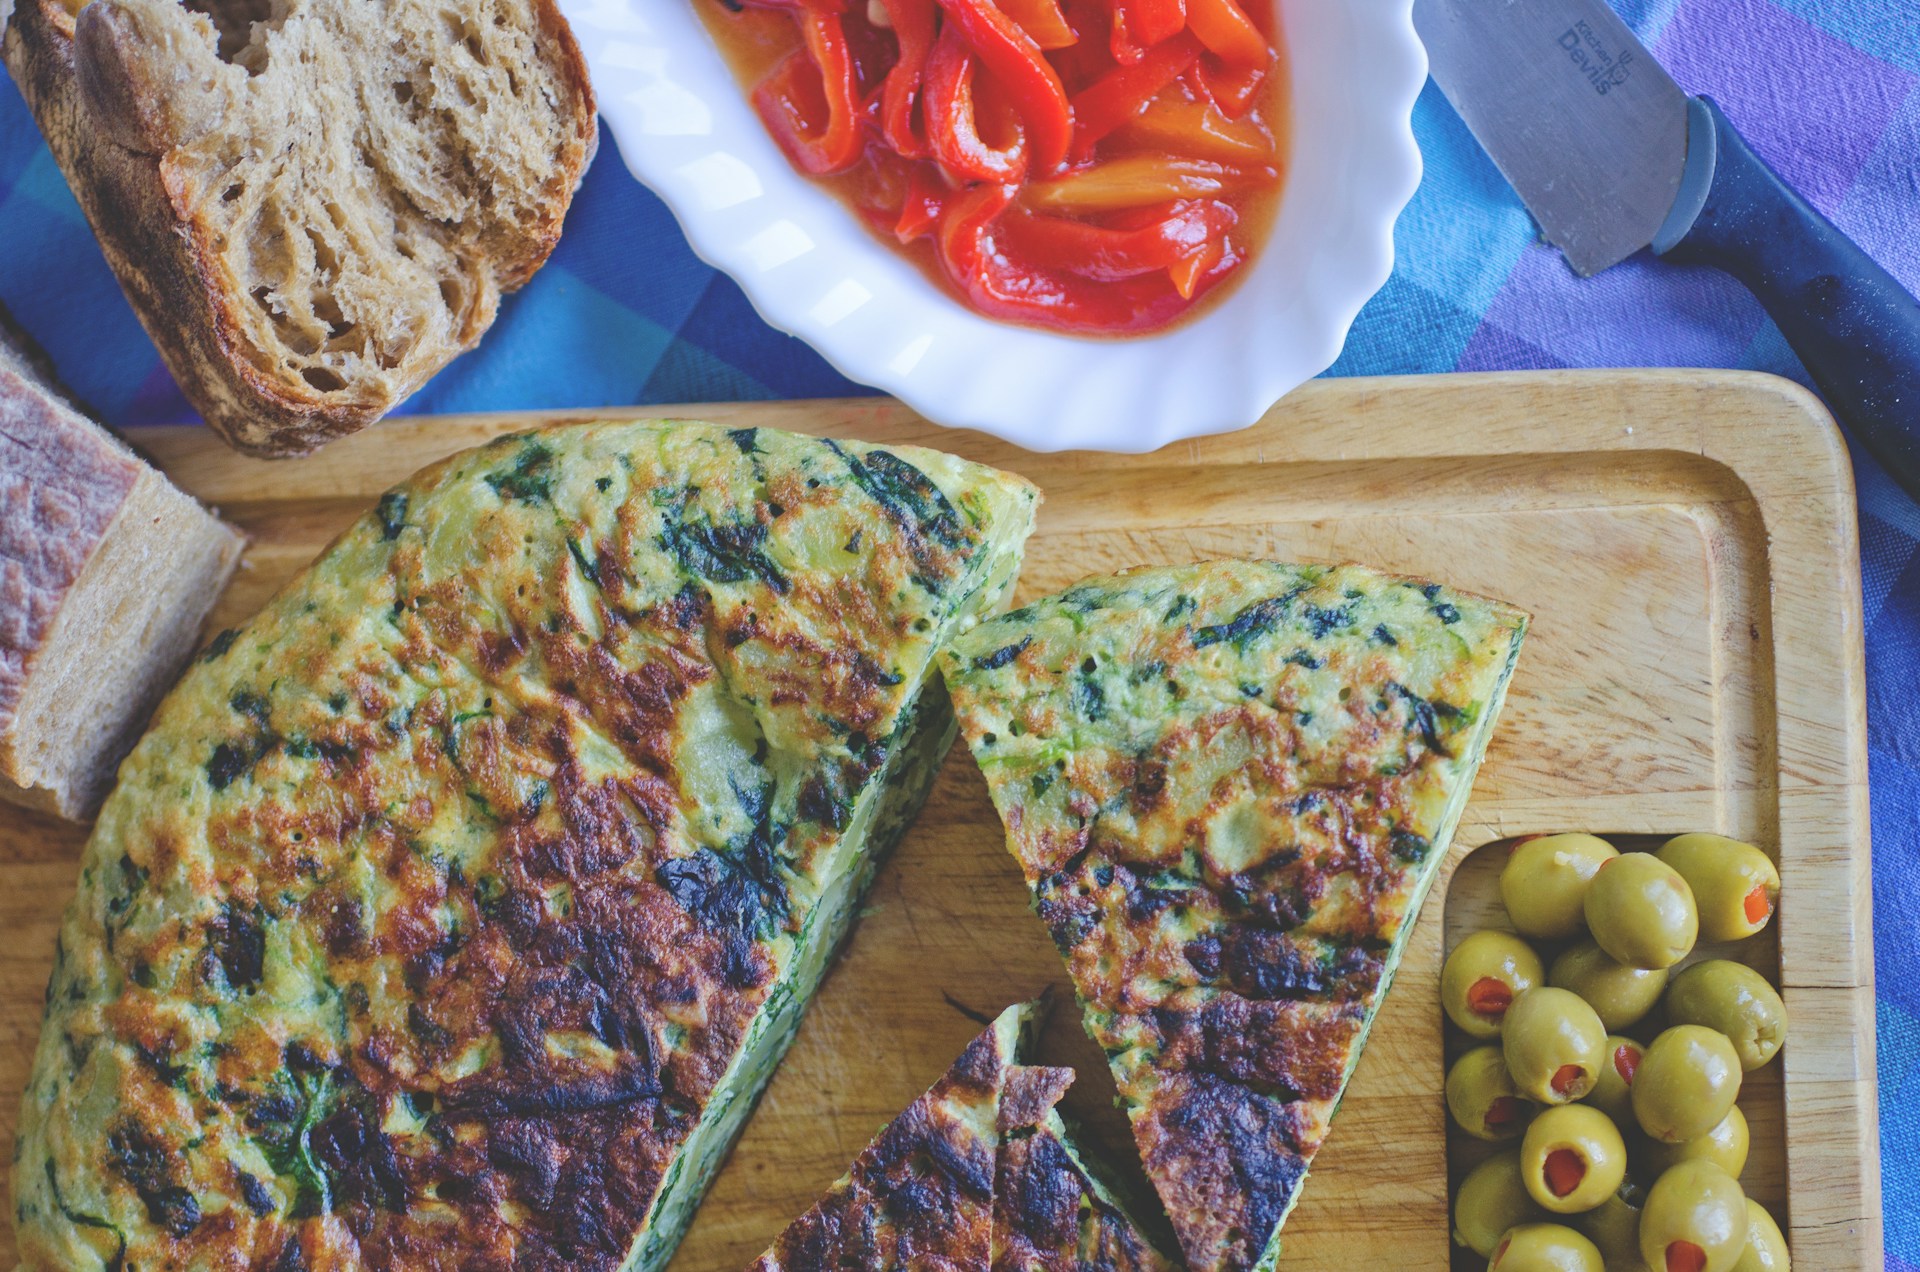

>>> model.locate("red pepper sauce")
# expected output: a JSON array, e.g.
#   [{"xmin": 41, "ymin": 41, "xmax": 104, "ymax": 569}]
[{"xmin": 697, "ymin": 0, "xmax": 1288, "ymax": 336}]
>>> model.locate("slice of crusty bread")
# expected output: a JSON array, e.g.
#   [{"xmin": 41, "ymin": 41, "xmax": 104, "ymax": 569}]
[
  {"xmin": 0, "ymin": 305, "xmax": 245, "ymax": 818},
  {"xmin": 3, "ymin": 0, "xmax": 595, "ymax": 457}
]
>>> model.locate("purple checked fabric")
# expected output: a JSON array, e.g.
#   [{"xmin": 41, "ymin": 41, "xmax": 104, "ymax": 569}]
[{"xmin": 0, "ymin": 0, "xmax": 1916, "ymax": 1262}]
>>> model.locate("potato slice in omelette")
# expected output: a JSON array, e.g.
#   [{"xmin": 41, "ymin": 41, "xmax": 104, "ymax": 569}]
[
  {"xmin": 940, "ymin": 561, "xmax": 1528, "ymax": 1272},
  {"xmin": 14, "ymin": 421, "xmax": 1036, "ymax": 1272},
  {"xmin": 750, "ymin": 1001, "xmax": 1174, "ymax": 1272}
]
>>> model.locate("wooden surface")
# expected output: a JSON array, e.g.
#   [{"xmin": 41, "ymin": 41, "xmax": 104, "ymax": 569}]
[{"xmin": 0, "ymin": 371, "xmax": 1879, "ymax": 1269}]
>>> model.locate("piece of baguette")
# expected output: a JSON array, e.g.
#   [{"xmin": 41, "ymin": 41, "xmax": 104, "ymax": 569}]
[
  {"xmin": 0, "ymin": 306, "xmax": 244, "ymax": 819},
  {"xmin": 2, "ymin": 0, "xmax": 596, "ymax": 457}
]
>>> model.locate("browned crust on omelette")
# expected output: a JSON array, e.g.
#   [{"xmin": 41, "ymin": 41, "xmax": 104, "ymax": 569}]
[
  {"xmin": 942, "ymin": 562, "xmax": 1527, "ymax": 1270},
  {"xmin": 749, "ymin": 1010, "xmax": 1071, "ymax": 1272},
  {"xmin": 15, "ymin": 421, "xmax": 1038, "ymax": 1271}
]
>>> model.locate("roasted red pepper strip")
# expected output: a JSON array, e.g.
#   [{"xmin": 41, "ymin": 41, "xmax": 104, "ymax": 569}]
[
  {"xmin": 935, "ymin": 182, "xmax": 1020, "ymax": 269},
  {"xmin": 935, "ymin": 184, "xmax": 1218, "ymax": 331},
  {"xmin": 752, "ymin": 12, "xmax": 868, "ymax": 175},
  {"xmin": 997, "ymin": 0, "xmax": 1077, "ymax": 49},
  {"xmin": 1166, "ymin": 234, "xmax": 1222, "ymax": 297},
  {"xmin": 934, "ymin": 0, "xmax": 1073, "ymax": 174},
  {"xmin": 1049, "ymin": 0, "xmax": 1117, "ymax": 90},
  {"xmin": 1113, "ymin": 0, "xmax": 1185, "ymax": 59},
  {"xmin": 1186, "ymin": 0, "xmax": 1267, "ymax": 65},
  {"xmin": 1000, "ymin": 199, "xmax": 1232, "ymax": 280},
  {"xmin": 1194, "ymin": 52, "xmax": 1269, "ymax": 119},
  {"xmin": 1070, "ymin": 31, "xmax": 1201, "ymax": 157},
  {"xmin": 740, "ymin": 0, "xmax": 847, "ymax": 12},
  {"xmin": 893, "ymin": 164, "xmax": 950, "ymax": 241},
  {"xmin": 926, "ymin": 25, "xmax": 1029, "ymax": 182},
  {"xmin": 877, "ymin": 0, "xmax": 938, "ymax": 158}
]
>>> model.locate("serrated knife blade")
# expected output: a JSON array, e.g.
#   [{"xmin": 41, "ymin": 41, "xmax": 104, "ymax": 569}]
[{"xmin": 1413, "ymin": 0, "xmax": 1690, "ymax": 276}]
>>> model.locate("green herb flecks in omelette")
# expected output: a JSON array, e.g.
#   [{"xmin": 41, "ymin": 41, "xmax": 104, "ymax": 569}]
[
  {"xmin": 941, "ymin": 561, "xmax": 1527, "ymax": 1272},
  {"xmin": 15, "ymin": 420, "xmax": 1036, "ymax": 1272}
]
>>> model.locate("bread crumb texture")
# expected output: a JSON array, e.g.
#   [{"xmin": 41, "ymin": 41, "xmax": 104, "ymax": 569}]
[
  {"xmin": 0, "ymin": 366, "xmax": 142, "ymax": 736},
  {"xmin": 68, "ymin": 0, "xmax": 593, "ymax": 431},
  {"xmin": 0, "ymin": 332, "xmax": 243, "ymax": 817}
]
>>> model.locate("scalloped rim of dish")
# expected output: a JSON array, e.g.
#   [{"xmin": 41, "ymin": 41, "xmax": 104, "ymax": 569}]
[{"xmin": 561, "ymin": 0, "xmax": 1425, "ymax": 454}]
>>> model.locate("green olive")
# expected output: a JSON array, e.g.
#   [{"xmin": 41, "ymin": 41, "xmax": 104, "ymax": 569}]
[
  {"xmin": 1501, "ymin": 834, "xmax": 1621, "ymax": 940},
  {"xmin": 1490, "ymin": 1222, "xmax": 1605, "ymax": 1272},
  {"xmin": 1446, "ymin": 930, "xmax": 1548, "ymax": 1039},
  {"xmin": 1633, "ymin": 1026, "xmax": 1743, "ymax": 1144},
  {"xmin": 1731, "ymin": 1200, "xmax": 1790, "ymax": 1271},
  {"xmin": 1665, "ymin": 961, "xmax": 1787, "ymax": 1072},
  {"xmin": 1550, "ymin": 940, "xmax": 1669, "ymax": 1031},
  {"xmin": 1449, "ymin": 1045, "xmax": 1533, "ymax": 1142},
  {"xmin": 1639, "ymin": 1104, "xmax": 1750, "ymax": 1180},
  {"xmin": 1640, "ymin": 1161, "xmax": 1747, "ymax": 1272},
  {"xmin": 1582, "ymin": 1035, "xmax": 1644, "ymax": 1124},
  {"xmin": 1585, "ymin": 853, "xmax": 1698, "ymax": 970},
  {"xmin": 1573, "ymin": 1178, "xmax": 1649, "ymax": 1271},
  {"xmin": 1455, "ymin": 1150, "xmax": 1549, "ymax": 1257},
  {"xmin": 1504, "ymin": 987, "xmax": 1609, "ymax": 1104},
  {"xmin": 1657, "ymin": 834, "xmax": 1780, "ymax": 942},
  {"xmin": 1521, "ymin": 1104, "xmax": 1627, "ymax": 1214}
]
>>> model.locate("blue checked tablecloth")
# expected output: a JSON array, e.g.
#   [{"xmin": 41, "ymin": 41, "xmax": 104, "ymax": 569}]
[{"xmin": 1, "ymin": 0, "xmax": 1917, "ymax": 1258}]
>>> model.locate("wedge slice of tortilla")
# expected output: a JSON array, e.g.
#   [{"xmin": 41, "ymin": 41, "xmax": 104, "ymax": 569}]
[
  {"xmin": 750, "ymin": 1001, "xmax": 1173, "ymax": 1272},
  {"xmin": 941, "ymin": 561, "xmax": 1528, "ymax": 1271}
]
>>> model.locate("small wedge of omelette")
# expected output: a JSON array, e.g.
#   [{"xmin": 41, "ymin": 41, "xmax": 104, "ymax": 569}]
[
  {"xmin": 749, "ymin": 1002, "xmax": 1174, "ymax": 1272},
  {"xmin": 940, "ymin": 561, "xmax": 1528, "ymax": 1272},
  {"xmin": 993, "ymin": 1107, "xmax": 1178, "ymax": 1272},
  {"xmin": 15, "ymin": 420, "xmax": 1036, "ymax": 1272}
]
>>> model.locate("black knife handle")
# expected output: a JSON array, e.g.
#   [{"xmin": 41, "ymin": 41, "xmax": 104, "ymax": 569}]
[{"xmin": 1656, "ymin": 95, "xmax": 1920, "ymax": 502}]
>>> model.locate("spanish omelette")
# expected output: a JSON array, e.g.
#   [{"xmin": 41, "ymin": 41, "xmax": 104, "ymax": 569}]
[
  {"xmin": 749, "ymin": 1002, "xmax": 1172, "ymax": 1272},
  {"xmin": 993, "ymin": 1104, "xmax": 1178, "ymax": 1271},
  {"xmin": 14, "ymin": 420, "xmax": 1037, "ymax": 1271},
  {"xmin": 940, "ymin": 561, "xmax": 1528, "ymax": 1271}
]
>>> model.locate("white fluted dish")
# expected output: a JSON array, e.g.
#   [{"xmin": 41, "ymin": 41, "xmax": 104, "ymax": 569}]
[{"xmin": 561, "ymin": 0, "xmax": 1426, "ymax": 453}]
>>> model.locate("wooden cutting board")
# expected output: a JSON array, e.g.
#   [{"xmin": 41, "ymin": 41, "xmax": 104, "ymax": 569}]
[{"xmin": 0, "ymin": 371, "xmax": 1879, "ymax": 1269}]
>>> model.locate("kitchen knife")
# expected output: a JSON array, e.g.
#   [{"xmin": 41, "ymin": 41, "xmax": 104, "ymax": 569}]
[{"xmin": 1415, "ymin": 0, "xmax": 1920, "ymax": 502}]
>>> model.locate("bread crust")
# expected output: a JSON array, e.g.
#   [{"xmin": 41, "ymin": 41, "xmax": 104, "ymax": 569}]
[
  {"xmin": 2, "ymin": 0, "xmax": 596, "ymax": 457},
  {"xmin": 0, "ymin": 359, "xmax": 143, "ymax": 750},
  {"xmin": 0, "ymin": 302, "xmax": 245, "ymax": 818}
]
